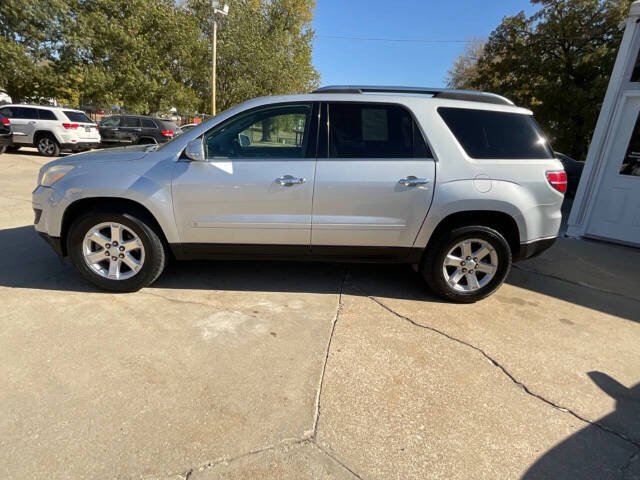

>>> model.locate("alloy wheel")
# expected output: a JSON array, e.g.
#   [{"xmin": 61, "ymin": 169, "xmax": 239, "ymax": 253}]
[
  {"xmin": 442, "ymin": 238, "xmax": 498, "ymax": 292},
  {"xmin": 82, "ymin": 222, "xmax": 145, "ymax": 280}
]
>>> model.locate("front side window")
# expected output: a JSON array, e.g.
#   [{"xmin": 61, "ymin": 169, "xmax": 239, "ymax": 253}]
[
  {"xmin": 438, "ymin": 107, "xmax": 554, "ymax": 159},
  {"xmin": 205, "ymin": 104, "xmax": 311, "ymax": 159},
  {"xmin": 121, "ymin": 117, "xmax": 141, "ymax": 128},
  {"xmin": 100, "ymin": 117, "xmax": 120, "ymax": 127},
  {"xmin": 328, "ymin": 103, "xmax": 430, "ymax": 158}
]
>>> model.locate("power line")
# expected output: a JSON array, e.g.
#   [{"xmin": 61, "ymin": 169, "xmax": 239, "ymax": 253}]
[{"xmin": 315, "ymin": 34, "xmax": 468, "ymax": 44}]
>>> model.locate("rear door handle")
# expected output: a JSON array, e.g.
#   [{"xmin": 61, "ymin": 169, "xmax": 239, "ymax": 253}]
[
  {"xmin": 275, "ymin": 175, "xmax": 306, "ymax": 186},
  {"xmin": 399, "ymin": 176, "xmax": 429, "ymax": 187}
]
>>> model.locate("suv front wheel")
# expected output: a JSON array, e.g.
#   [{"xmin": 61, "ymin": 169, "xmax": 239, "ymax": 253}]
[
  {"xmin": 421, "ymin": 226, "xmax": 512, "ymax": 303},
  {"xmin": 67, "ymin": 211, "xmax": 167, "ymax": 292}
]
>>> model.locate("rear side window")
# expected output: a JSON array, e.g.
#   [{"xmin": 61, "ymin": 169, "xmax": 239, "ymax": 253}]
[
  {"xmin": 438, "ymin": 107, "xmax": 553, "ymax": 159},
  {"xmin": 63, "ymin": 111, "xmax": 92, "ymax": 123},
  {"xmin": 38, "ymin": 109, "xmax": 58, "ymax": 120},
  {"xmin": 141, "ymin": 118, "xmax": 157, "ymax": 128},
  {"xmin": 329, "ymin": 103, "xmax": 431, "ymax": 158}
]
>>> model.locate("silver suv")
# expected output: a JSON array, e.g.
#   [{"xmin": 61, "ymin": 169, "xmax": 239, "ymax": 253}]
[{"xmin": 32, "ymin": 86, "xmax": 565, "ymax": 302}]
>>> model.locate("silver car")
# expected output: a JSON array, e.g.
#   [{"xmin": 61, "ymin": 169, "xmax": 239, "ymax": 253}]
[{"xmin": 32, "ymin": 86, "xmax": 565, "ymax": 302}]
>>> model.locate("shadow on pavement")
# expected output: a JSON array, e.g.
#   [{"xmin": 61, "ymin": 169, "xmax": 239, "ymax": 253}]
[
  {"xmin": 1, "ymin": 225, "xmax": 638, "ymax": 322},
  {"xmin": 522, "ymin": 372, "xmax": 640, "ymax": 479}
]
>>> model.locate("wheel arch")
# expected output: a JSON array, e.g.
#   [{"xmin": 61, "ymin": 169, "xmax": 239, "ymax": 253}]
[
  {"xmin": 60, "ymin": 197, "xmax": 171, "ymax": 257},
  {"xmin": 34, "ymin": 130, "xmax": 61, "ymax": 144},
  {"xmin": 423, "ymin": 210, "xmax": 521, "ymax": 260}
]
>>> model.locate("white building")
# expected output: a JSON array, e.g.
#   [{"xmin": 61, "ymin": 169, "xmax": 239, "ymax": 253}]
[{"xmin": 567, "ymin": 1, "xmax": 640, "ymax": 247}]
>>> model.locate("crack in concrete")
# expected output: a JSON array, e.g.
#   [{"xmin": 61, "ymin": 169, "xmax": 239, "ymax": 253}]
[
  {"xmin": 513, "ymin": 265, "xmax": 640, "ymax": 305},
  {"xmin": 622, "ymin": 449, "xmax": 640, "ymax": 479},
  {"xmin": 310, "ymin": 266, "xmax": 348, "ymax": 440},
  {"xmin": 169, "ymin": 268, "xmax": 364, "ymax": 480},
  {"xmin": 139, "ymin": 291, "xmax": 217, "ymax": 309},
  {"xmin": 365, "ymin": 294, "xmax": 640, "ymax": 453}
]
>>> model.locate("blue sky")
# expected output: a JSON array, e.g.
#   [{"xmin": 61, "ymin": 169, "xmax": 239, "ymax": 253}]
[{"xmin": 312, "ymin": 0, "xmax": 539, "ymax": 87}]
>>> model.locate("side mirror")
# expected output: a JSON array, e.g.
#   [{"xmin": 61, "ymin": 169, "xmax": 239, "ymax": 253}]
[{"xmin": 185, "ymin": 138, "xmax": 205, "ymax": 161}]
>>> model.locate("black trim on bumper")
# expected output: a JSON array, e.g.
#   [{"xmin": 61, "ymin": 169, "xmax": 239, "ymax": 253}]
[
  {"xmin": 61, "ymin": 142, "xmax": 101, "ymax": 150},
  {"xmin": 38, "ymin": 232, "xmax": 65, "ymax": 258},
  {"xmin": 513, "ymin": 237, "xmax": 557, "ymax": 262}
]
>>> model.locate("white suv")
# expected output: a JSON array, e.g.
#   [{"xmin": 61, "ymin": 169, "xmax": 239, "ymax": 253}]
[
  {"xmin": 32, "ymin": 86, "xmax": 565, "ymax": 302},
  {"xmin": 0, "ymin": 105, "xmax": 101, "ymax": 156}
]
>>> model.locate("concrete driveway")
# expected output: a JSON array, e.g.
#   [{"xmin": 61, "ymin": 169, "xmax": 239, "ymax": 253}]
[{"xmin": 1, "ymin": 148, "xmax": 639, "ymax": 479}]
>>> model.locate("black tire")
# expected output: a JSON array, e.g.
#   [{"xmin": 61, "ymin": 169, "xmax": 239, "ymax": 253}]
[
  {"xmin": 421, "ymin": 226, "xmax": 512, "ymax": 303},
  {"xmin": 67, "ymin": 211, "xmax": 167, "ymax": 292},
  {"xmin": 36, "ymin": 133, "xmax": 61, "ymax": 157}
]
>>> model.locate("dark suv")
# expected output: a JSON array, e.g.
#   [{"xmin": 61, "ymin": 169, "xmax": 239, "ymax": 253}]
[{"xmin": 98, "ymin": 115, "xmax": 181, "ymax": 147}]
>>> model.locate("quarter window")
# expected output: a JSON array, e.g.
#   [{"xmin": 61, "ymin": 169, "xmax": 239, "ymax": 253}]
[
  {"xmin": 205, "ymin": 104, "xmax": 312, "ymax": 159},
  {"xmin": 328, "ymin": 103, "xmax": 430, "ymax": 158},
  {"xmin": 438, "ymin": 107, "xmax": 554, "ymax": 159}
]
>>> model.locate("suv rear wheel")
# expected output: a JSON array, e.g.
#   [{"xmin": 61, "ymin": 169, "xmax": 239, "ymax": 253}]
[
  {"xmin": 36, "ymin": 133, "xmax": 60, "ymax": 157},
  {"xmin": 421, "ymin": 226, "xmax": 512, "ymax": 303},
  {"xmin": 67, "ymin": 211, "xmax": 167, "ymax": 292}
]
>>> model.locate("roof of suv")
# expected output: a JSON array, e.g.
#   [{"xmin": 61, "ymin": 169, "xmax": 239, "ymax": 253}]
[{"xmin": 1, "ymin": 104, "xmax": 84, "ymax": 113}]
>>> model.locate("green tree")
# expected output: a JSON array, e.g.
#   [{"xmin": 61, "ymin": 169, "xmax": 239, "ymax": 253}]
[
  {"xmin": 186, "ymin": 0, "xmax": 319, "ymax": 113},
  {"xmin": 447, "ymin": 0, "xmax": 632, "ymax": 160}
]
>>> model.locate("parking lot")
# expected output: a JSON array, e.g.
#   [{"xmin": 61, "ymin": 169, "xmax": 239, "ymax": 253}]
[{"xmin": 1, "ymin": 148, "xmax": 639, "ymax": 479}]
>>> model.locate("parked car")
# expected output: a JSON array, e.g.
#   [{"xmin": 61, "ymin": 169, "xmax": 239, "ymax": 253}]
[
  {"xmin": 554, "ymin": 152, "xmax": 584, "ymax": 198},
  {"xmin": 33, "ymin": 86, "xmax": 565, "ymax": 302},
  {"xmin": 0, "ymin": 105, "xmax": 100, "ymax": 157},
  {"xmin": 98, "ymin": 115, "xmax": 180, "ymax": 147},
  {"xmin": 0, "ymin": 112, "xmax": 11, "ymax": 154},
  {"xmin": 179, "ymin": 123, "xmax": 199, "ymax": 133}
]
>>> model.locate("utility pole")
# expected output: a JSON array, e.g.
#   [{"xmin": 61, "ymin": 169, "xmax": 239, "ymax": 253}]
[{"xmin": 211, "ymin": 1, "xmax": 229, "ymax": 117}]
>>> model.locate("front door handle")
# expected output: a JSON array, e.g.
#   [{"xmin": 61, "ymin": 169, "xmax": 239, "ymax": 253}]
[
  {"xmin": 275, "ymin": 175, "xmax": 306, "ymax": 186},
  {"xmin": 399, "ymin": 176, "xmax": 429, "ymax": 187}
]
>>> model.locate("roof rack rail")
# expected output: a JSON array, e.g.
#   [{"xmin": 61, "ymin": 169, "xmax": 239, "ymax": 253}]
[{"xmin": 312, "ymin": 85, "xmax": 514, "ymax": 106}]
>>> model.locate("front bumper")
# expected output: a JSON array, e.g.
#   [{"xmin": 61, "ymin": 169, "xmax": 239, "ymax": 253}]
[
  {"xmin": 38, "ymin": 231, "xmax": 64, "ymax": 257},
  {"xmin": 0, "ymin": 134, "xmax": 10, "ymax": 146},
  {"xmin": 513, "ymin": 236, "xmax": 557, "ymax": 262}
]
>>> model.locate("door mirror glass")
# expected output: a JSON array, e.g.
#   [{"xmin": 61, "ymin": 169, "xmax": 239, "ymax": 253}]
[{"xmin": 185, "ymin": 138, "xmax": 205, "ymax": 161}]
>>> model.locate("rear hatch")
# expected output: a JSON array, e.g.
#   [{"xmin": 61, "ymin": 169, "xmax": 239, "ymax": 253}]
[
  {"xmin": 62, "ymin": 110, "xmax": 100, "ymax": 140},
  {"xmin": 157, "ymin": 120, "xmax": 181, "ymax": 139}
]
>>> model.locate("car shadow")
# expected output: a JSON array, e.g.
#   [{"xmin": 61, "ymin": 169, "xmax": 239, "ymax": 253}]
[
  {"xmin": 1, "ymin": 225, "xmax": 638, "ymax": 322},
  {"xmin": 522, "ymin": 372, "xmax": 640, "ymax": 479}
]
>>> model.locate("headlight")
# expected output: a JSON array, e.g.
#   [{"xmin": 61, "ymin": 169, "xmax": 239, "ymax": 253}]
[{"xmin": 38, "ymin": 164, "xmax": 75, "ymax": 187}]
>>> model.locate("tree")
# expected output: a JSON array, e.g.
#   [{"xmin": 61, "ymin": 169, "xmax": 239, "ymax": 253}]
[
  {"xmin": 446, "ymin": 38, "xmax": 486, "ymax": 90},
  {"xmin": 0, "ymin": 0, "xmax": 319, "ymax": 115},
  {"xmin": 446, "ymin": 0, "xmax": 633, "ymax": 161}
]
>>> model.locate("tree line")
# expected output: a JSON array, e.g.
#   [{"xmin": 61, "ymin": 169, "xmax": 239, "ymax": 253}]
[
  {"xmin": 447, "ymin": 0, "xmax": 633, "ymax": 161},
  {"xmin": 0, "ymin": 0, "xmax": 319, "ymax": 115}
]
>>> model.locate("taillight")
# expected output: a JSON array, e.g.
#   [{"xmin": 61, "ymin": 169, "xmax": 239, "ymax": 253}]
[
  {"xmin": 62, "ymin": 123, "xmax": 79, "ymax": 129},
  {"xmin": 161, "ymin": 130, "xmax": 174, "ymax": 137},
  {"xmin": 546, "ymin": 170, "xmax": 567, "ymax": 194},
  {"xmin": 1, "ymin": 117, "xmax": 9, "ymax": 125}
]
